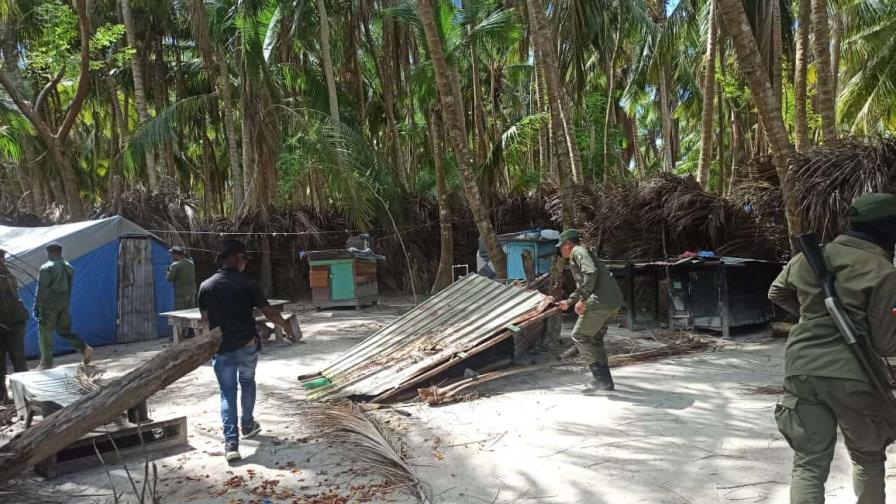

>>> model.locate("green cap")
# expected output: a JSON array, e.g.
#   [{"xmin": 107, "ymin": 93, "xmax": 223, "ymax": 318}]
[
  {"xmin": 556, "ymin": 229, "xmax": 580, "ymax": 248},
  {"xmin": 847, "ymin": 193, "xmax": 896, "ymax": 223}
]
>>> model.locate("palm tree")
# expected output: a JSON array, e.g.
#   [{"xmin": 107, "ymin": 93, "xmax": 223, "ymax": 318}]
[
  {"xmin": 717, "ymin": 0, "xmax": 801, "ymax": 235},
  {"xmin": 527, "ymin": 0, "xmax": 584, "ymax": 186},
  {"xmin": 120, "ymin": 0, "xmax": 159, "ymax": 188},
  {"xmin": 654, "ymin": 0, "xmax": 675, "ymax": 173},
  {"xmin": 696, "ymin": 0, "xmax": 718, "ymax": 189},
  {"xmin": 793, "ymin": 0, "xmax": 811, "ymax": 151},
  {"xmin": 811, "ymin": 0, "xmax": 837, "ymax": 141},
  {"xmin": 416, "ymin": 0, "xmax": 507, "ymax": 280},
  {"xmin": 189, "ymin": 0, "xmax": 244, "ymax": 211},
  {"xmin": 317, "ymin": 0, "xmax": 339, "ymax": 122},
  {"xmin": 429, "ymin": 108, "xmax": 454, "ymax": 293},
  {"xmin": 837, "ymin": 0, "xmax": 896, "ymax": 133}
]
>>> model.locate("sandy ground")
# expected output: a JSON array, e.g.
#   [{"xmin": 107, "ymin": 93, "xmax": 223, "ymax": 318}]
[{"xmin": 0, "ymin": 299, "xmax": 891, "ymax": 504}]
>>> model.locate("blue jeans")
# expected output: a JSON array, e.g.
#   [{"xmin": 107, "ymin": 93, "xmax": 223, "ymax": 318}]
[{"xmin": 212, "ymin": 341, "xmax": 259, "ymax": 445}]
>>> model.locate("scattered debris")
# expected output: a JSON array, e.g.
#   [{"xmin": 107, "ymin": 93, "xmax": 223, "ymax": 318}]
[
  {"xmin": 607, "ymin": 332, "xmax": 717, "ymax": 368},
  {"xmin": 418, "ymin": 366, "xmax": 541, "ymax": 405},
  {"xmin": 302, "ymin": 401, "xmax": 430, "ymax": 503}
]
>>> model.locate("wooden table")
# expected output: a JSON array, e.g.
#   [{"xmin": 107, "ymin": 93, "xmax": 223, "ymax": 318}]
[{"xmin": 160, "ymin": 299, "xmax": 300, "ymax": 343}]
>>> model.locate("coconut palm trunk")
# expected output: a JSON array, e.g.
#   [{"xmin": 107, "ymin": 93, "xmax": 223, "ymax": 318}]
[
  {"xmin": 120, "ymin": 0, "xmax": 158, "ymax": 188},
  {"xmin": 430, "ymin": 109, "xmax": 454, "ymax": 294},
  {"xmin": 526, "ymin": 0, "xmax": 583, "ymax": 186},
  {"xmin": 416, "ymin": 0, "xmax": 507, "ymax": 279},
  {"xmin": 696, "ymin": 0, "xmax": 718, "ymax": 189},
  {"xmin": 717, "ymin": 0, "xmax": 801, "ymax": 235},
  {"xmin": 794, "ymin": 0, "xmax": 811, "ymax": 152},
  {"xmin": 188, "ymin": 0, "xmax": 244, "ymax": 211},
  {"xmin": 811, "ymin": 0, "xmax": 837, "ymax": 141},
  {"xmin": 317, "ymin": 0, "xmax": 339, "ymax": 122}
]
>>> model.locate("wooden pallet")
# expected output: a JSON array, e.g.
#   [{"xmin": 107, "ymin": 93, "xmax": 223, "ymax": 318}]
[{"xmin": 34, "ymin": 416, "xmax": 188, "ymax": 479}]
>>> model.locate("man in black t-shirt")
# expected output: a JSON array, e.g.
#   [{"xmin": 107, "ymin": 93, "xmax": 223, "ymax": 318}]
[{"xmin": 198, "ymin": 239, "xmax": 294, "ymax": 462}]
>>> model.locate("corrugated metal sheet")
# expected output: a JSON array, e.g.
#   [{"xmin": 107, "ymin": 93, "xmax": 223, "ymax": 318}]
[{"xmin": 309, "ymin": 274, "xmax": 547, "ymax": 399}]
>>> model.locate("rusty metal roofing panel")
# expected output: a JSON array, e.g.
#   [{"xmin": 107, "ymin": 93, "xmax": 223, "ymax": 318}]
[{"xmin": 309, "ymin": 274, "xmax": 547, "ymax": 399}]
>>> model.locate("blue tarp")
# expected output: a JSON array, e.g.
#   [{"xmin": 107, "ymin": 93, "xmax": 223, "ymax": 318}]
[{"xmin": 0, "ymin": 217, "xmax": 174, "ymax": 358}]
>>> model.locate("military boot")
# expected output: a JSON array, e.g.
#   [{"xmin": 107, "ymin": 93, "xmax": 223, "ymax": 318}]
[{"xmin": 588, "ymin": 362, "xmax": 615, "ymax": 391}]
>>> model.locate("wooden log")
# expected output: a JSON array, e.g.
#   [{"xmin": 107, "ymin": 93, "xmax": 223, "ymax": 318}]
[{"xmin": 0, "ymin": 328, "xmax": 221, "ymax": 483}]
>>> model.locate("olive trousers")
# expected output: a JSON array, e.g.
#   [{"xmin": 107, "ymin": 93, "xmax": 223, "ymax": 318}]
[
  {"xmin": 775, "ymin": 375, "xmax": 896, "ymax": 504},
  {"xmin": 570, "ymin": 304, "xmax": 618, "ymax": 366}
]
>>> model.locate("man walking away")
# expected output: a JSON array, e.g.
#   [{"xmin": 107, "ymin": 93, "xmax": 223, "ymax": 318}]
[
  {"xmin": 199, "ymin": 239, "xmax": 294, "ymax": 462},
  {"xmin": 769, "ymin": 193, "xmax": 896, "ymax": 504},
  {"xmin": 556, "ymin": 229, "xmax": 623, "ymax": 390},
  {"xmin": 0, "ymin": 248, "xmax": 28, "ymax": 403},
  {"xmin": 35, "ymin": 243, "xmax": 92, "ymax": 369},
  {"xmin": 166, "ymin": 246, "xmax": 196, "ymax": 310}
]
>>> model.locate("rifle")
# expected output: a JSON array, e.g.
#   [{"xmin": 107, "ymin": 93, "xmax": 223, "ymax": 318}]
[{"xmin": 795, "ymin": 233, "xmax": 896, "ymax": 411}]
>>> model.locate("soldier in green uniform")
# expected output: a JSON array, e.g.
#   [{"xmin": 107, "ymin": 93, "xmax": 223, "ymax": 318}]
[
  {"xmin": 768, "ymin": 193, "xmax": 896, "ymax": 504},
  {"xmin": 166, "ymin": 246, "xmax": 196, "ymax": 310},
  {"xmin": 556, "ymin": 229, "xmax": 623, "ymax": 390},
  {"xmin": 35, "ymin": 243, "xmax": 92, "ymax": 369}
]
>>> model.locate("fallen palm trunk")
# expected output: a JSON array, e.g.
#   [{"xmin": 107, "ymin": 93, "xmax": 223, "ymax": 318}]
[
  {"xmin": 303, "ymin": 401, "xmax": 430, "ymax": 503},
  {"xmin": 0, "ymin": 329, "xmax": 221, "ymax": 483}
]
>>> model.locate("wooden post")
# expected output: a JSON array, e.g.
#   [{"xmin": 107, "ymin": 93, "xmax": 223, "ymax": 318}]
[
  {"xmin": 521, "ymin": 249, "xmax": 536, "ymax": 285},
  {"xmin": 624, "ymin": 263, "xmax": 636, "ymax": 330},
  {"xmin": 0, "ymin": 329, "xmax": 222, "ymax": 483},
  {"xmin": 718, "ymin": 263, "xmax": 730, "ymax": 338}
]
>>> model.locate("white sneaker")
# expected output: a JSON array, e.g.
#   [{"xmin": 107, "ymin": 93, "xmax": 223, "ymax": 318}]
[{"xmin": 225, "ymin": 442, "xmax": 241, "ymax": 462}]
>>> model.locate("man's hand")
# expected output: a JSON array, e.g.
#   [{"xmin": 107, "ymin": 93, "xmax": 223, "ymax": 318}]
[
  {"xmin": 574, "ymin": 300, "xmax": 586, "ymax": 316},
  {"xmin": 261, "ymin": 306, "xmax": 294, "ymax": 338},
  {"xmin": 558, "ymin": 300, "xmax": 569, "ymax": 311}
]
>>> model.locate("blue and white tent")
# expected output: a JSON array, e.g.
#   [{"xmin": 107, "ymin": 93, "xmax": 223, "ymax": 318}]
[{"xmin": 0, "ymin": 216, "xmax": 174, "ymax": 358}]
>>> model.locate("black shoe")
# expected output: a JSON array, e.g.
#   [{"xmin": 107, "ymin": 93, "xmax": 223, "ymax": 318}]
[
  {"xmin": 588, "ymin": 363, "xmax": 615, "ymax": 391},
  {"xmin": 241, "ymin": 421, "xmax": 261, "ymax": 438},
  {"xmin": 225, "ymin": 441, "xmax": 241, "ymax": 462}
]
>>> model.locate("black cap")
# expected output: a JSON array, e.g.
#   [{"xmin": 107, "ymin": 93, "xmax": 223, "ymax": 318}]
[
  {"xmin": 170, "ymin": 245, "xmax": 186, "ymax": 255},
  {"xmin": 46, "ymin": 242, "xmax": 63, "ymax": 252},
  {"xmin": 215, "ymin": 239, "xmax": 247, "ymax": 263}
]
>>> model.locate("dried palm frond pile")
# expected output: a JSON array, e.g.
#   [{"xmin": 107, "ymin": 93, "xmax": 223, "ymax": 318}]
[
  {"xmin": 789, "ymin": 137, "xmax": 896, "ymax": 241},
  {"xmin": 303, "ymin": 401, "xmax": 431, "ymax": 503},
  {"xmin": 552, "ymin": 174, "xmax": 782, "ymax": 260},
  {"xmin": 607, "ymin": 332, "xmax": 717, "ymax": 367}
]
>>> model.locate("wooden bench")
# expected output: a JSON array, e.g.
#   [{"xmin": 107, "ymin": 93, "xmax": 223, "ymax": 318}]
[{"xmin": 161, "ymin": 299, "xmax": 299, "ymax": 343}]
